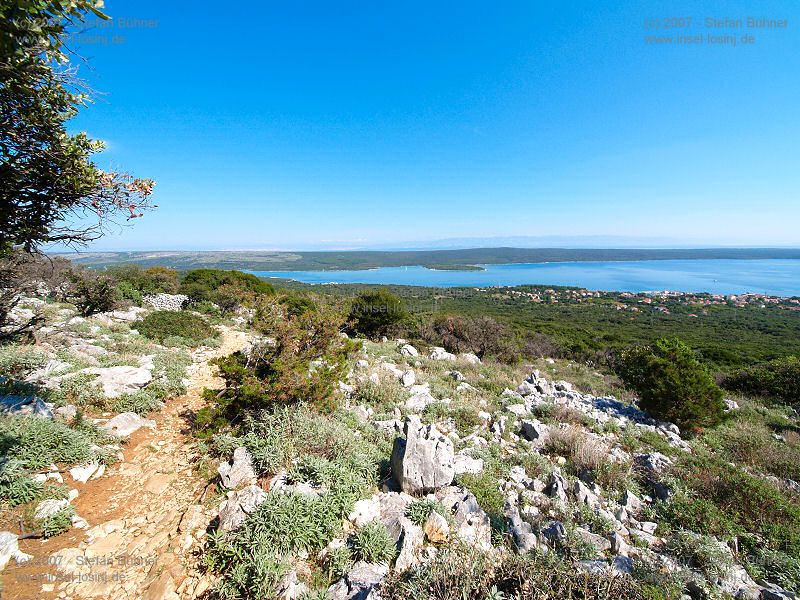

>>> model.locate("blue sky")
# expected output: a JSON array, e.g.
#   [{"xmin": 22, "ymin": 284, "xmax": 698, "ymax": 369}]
[{"xmin": 66, "ymin": 0, "xmax": 800, "ymax": 250}]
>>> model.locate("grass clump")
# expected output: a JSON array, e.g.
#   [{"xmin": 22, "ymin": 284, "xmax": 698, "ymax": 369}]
[
  {"xmin": 381, "ymin": 543, "xmax": 649, "ymax": 599},
  {"xmin": 137, "ymin": 310, "xmax": 217, "ymax": 346},
  {"xmin": 744, "ymin": 544, "xmax": 800, "ymax": 594},
  {"xmin": 0, "ymin": 414, "xmax": 111, "ymax": 470},
  {"xmin": 323, "ymin": 545, "xmax": 353, "ymax": 581},
  {"xmin": 351, "ymin": 521, "xmax": 397, "ymax": 564},
  {"xmin": 406, "ymin": 498, "xmax": 449, "ymax": 527},
  {"xmin": 40, "ymin": 505, "xmax": 75, "ymax": 538},
  {"xmin": 665, "ymin": 530, "xmax": 733, "ymax": 581},
  {"xmin": 657, "ymin": 452, "xmax": 800, "ymax": 559},
  {"xmin": 0, "ymin": 458, "xmax": 43, "ymax": 506},
  {"xmin": 200, "ymin": 406, "xmax": 385, "ymax": 599},
  {"xmin": 0, "ymin": 344, "xmax": 48, "ymax": 377}
]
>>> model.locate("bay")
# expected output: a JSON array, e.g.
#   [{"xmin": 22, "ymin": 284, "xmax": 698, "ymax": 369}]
[{"xmin": 250, "ymin": 259, "xmax": 800, "ymax": 296}]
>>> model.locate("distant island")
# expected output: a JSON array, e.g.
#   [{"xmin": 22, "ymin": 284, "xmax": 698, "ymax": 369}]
[{"xmin": 54, "ymin": 247, "xmax": 800, "ymax": 272}]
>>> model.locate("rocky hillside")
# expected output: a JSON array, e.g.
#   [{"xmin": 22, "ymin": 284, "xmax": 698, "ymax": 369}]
[
  {"xmin": 199, "ymin": 337, "xmax": 799, "ymax": 599},
  {"xmin": 1, "ymin": 290, "xmax": 799, "ymax": 600}
]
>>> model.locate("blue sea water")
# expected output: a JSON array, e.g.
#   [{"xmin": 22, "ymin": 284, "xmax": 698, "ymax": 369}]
[{"xmin": 250, "ymin": 259, "xmax": 800, "ymax": 296}]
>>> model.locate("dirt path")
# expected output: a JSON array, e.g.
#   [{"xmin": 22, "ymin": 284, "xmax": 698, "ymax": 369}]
[{"xmin": 5, "ymin": 327, "xmax": 248, "ymax": 600}]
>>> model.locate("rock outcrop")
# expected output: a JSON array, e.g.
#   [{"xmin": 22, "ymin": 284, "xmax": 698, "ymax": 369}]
[{"xmin": 391, "ymin": 416, "xmax": 455, "ymax": 494}]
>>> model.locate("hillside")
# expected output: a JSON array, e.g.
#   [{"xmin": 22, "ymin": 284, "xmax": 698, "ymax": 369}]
[{"xmin": 1, "ymin": 264, "xmax": 798, "ymax": 600}]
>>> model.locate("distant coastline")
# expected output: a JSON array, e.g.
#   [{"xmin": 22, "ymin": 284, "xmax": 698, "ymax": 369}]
[{"xmin": 53, "ymin": 246, "xmax": 800, "ymax": 272}]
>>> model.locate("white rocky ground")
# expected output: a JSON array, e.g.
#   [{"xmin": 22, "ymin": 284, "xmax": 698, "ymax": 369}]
[{"xmin": 208, "ymin": 339, "xmax": 795, "ymax": 600}]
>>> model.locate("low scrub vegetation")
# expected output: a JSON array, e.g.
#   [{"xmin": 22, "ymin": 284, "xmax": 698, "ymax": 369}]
[
  {"xmin": 381, "ymin": 544, "xmax": 648, "ymax": 599},
  {"xmin": 137, "ymin": 310, "xmax": 217, "ymax": 346},
  {"xmin": 722, "ymin": 355, "xmax": 800, "ymax": 404}
]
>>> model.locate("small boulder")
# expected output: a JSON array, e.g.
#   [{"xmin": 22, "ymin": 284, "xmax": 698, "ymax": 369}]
[
  {"xmin": 218, "ymin": 485, "xmax": 268, "ymax": 532},
  {"xmin": 400, "ymin": 370, "xmax": 416, "ymax": 388},
  {"xmin": 458, "ymin": 353, "xmax": 482, "ymax": 365},
  {"xmin": 429, "ymin": 347, "xmax": 456, "ymax": 361},
  {"xmin": 0, "ymin": 532, "xmax": 31, "ymax": 571},
  {"xmin": 395, "ymin": 517, "xmax": 423, "ymax": 573},
  {"xmin": 101, "ymin": 412, "xmax": 155, "ymax": 438},
  {"xmin": 34, "ymin": 499, "xmax": 70, "ymax": 521},
  {"xmin": 85, "ymin": 365, "xmax": 152, "ymax": 398},
  {"xmin": 520, "ymin": 419, "xmax": 550, "ymax": 442},
  {"xmin": 218, "ymin": 447, "xmax": 257, "ymax": 489},
  {"xmin": 399, "ymin": 344, "xmax": 419, "ymax": 357}
]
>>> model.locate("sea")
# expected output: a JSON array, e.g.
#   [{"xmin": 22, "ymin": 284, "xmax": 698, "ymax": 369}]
[{"xmin": 249, "ymin": 259, "xmax": 800, "ymax": 296}]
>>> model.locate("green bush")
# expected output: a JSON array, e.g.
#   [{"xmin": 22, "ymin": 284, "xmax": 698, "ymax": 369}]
[
  {"xmin": 744, "ymin": 544, "xmax": 800, "ymax": 594},
  {"xmin": 615, "ymin": 338, "xmax": 725, "ymax": 430},
  {"xmin": 722, "ymin": 356, "xmax": 800, "ymax": 404},
  {"xmin": 116, "ymin": 281, "xmax": 143, "ymax": 306},
  {"xmin": 67, "ymin": 271, "xmax": 120, "ymax": 316},
  {"xmin": 40, "ymin": 505, "xmax": 74, "ymax": 538},
  {"xmin": 323, "ymin": 545, "xmax": 353, "ymax": 581},
  {"xmin": 418, "ymin": 314, "xmax": 518, "ymax": 361},
  {"xmin": 406, "ymin": 498, "xmax": 449, "ymax": 527},
  {"xmin": 107, "ymin": 265, "xmax": 180, "ymax": 295},
  {"xmin": 659, "ymin": 454, "xmax": 800, "ymax": 559},
  {"xmin": 180, "ymin": 269, "xmax": 274, "ymax": 302},
  {"xmin": 665, "ymin": 530, "xmax": 733, "ymax": 581},
  {"xmin": 197, "ymin": 300, "xmax": 356, "ymax": 430},
  {"xmin": 351, "ymin": 521, "xmax": 397, "ymax": 564},
  {"xmin": 200, "ymin": 406, "xmax": 384, "ymax": 599},
  {"xmin": 137, "ymin": 310, "xmax": 216, "ymax": 345},
  {"xmin": 348, "ymin": 290, "xmax": 407, "ymax": 338}
]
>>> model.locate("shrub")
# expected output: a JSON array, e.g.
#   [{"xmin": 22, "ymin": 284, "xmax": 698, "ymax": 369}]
[
  {"xmin": 418, "ymin": 314, "xmax": 517, "ymax": 361},
  {"xmin": 744, "ymin": 545, "xmax": 800, "ymax": 594},
  {"xmin": 67, "ymin": 271, "xmax": 120, "ymax": 316},
  {"xmin": 279, "ymin": 293, "xmax": 318, "ymax": 317},
  {"xmin": 323, "ymin": 545, "xmax": 353, "ymax": 581},
  {"xmin": 204, "ymin": 533, "xmax": 288, "ymax": 600},
  {"xmin": 659, "ymin": 454, "xmax": 800, "ymax": 558},
  {"xmin": 615, "ymin": 338, "xmax": 725, "ymax": 431},
  {"xmin": 40, "ymin": 505, "xmax": 75, "ymax": 538},
  {"xmin": 347, "ymin": 290, "xmax": 407, "ymax": 338},
  {"xmin": 722, "ymin": 356, "xmax": 800, "ymax": 404},
  {"xmin": 137, "ymin": 310, "xmax": 216, "ymax": 345},
  {"xmin": 198, "ymin": 300, "xmax": 356, "ymax": 428},
  {"xmin": 351, "ymin": 521, "xmax": 397, "ymax": 564},
  {"xmin": 200, "ymin": 406, "xmax": 385, "ymax": 598},
  {"xmin": 116, "ymin": 281, "xmax": 143, "ymax": 306},
  {"xmin": 0, "ymin": 414, "xmax": 111, "ymax": 470},
  {"xmin": 180, "ymin": 269, "xmax": 274, "ymax": 302},
  {"xmin": 381, "ymin": 544, "xmax": 648, "ymax": 599},
  {"xmin": 111, "ymin": 391, "xmax": 162, "ymax": 415},
  {"xmin": 107, "ymin": 265, "xmax": 180, "ymax": 295}
]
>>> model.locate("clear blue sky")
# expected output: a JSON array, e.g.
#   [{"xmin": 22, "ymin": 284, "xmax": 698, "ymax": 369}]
[{"xmin": 67, "ymin": 0, "xmax": 800, "ymax": 250}]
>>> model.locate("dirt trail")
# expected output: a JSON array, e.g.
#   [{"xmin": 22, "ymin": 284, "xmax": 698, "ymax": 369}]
[{"xmin": 5, "ymin": 327, "xmax": 248, "ymax": 600}]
